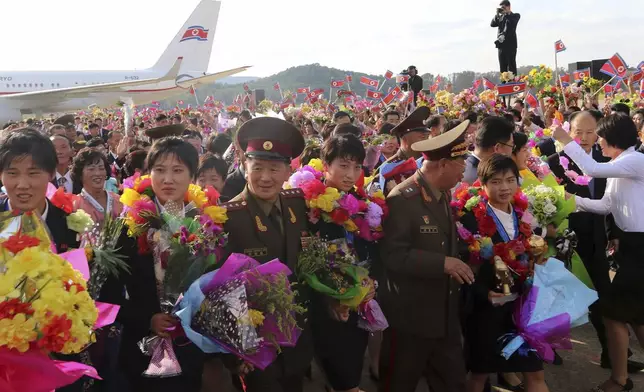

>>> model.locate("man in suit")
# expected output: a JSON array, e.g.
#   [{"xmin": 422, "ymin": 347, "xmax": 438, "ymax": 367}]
[
  {"xmin": 491, "ymin": 0, "xmax": 520, "ymax": 75},
  {"xmin": 50, "ymin": 134, "xmax": 82, "ymax": 194},
  {"xmin": 377, "ymin": 107, "xmax": 431, "ymax": 195},
  {"xmin": 219, "ymin": 117, "xmax": 312, "ymax": 392},
  {"xmin": 221, "ymin": 146, "xmax": 247, "ymax": 202},
  {"xmin": 546, "ymin": 110, "xmax": 644, "ymax": 373},
  {"xmin": 463, "ymin": 116, "xmax": 514, "ymax": 184},
  {"xmin": 0, "ymin": 128, "xmax": 86, "ymax": 392},
  {"xmin": 378, "ymin": 121, "xmax": 474, "ymax": 392}
]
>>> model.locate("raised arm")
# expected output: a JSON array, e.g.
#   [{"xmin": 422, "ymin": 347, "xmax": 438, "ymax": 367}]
[{"xmin": 564, "ymin": 141, "xmax": 639, "ymax": 178}]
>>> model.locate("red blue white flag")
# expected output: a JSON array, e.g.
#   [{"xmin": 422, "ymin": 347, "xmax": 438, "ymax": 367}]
[
  {"xmin": 497, "ymin": 82, "xmax": 526, "ymax": 96},
  {"xmin": 554, "ymin": 40, "xmax": 566, "ymax": 53},
  {"xmin": 360, "ymin": 76, "xmax": 379, "ymax": 89}
]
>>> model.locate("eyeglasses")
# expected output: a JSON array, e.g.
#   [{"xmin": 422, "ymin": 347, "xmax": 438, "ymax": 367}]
[{"xmin": 498, "ymin": 141, "xmax": 515, "ymax": 149}]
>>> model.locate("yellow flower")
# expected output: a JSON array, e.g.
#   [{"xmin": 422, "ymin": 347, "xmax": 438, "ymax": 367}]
[
  {"xmin": 583, "ymin": 76, "xmax": 589, "ymax": 82},
  {"xmin": 372, "ymin": 190, "xmax": 385, "ymax": 200},
  {"xmin": 120, "ymin": 188, "xmax": 141, "ymax": 207},
  {"xmin": 66, "ymin": 210, "xmax": 95, "ymax": 233},
  {"xmin": 328, "ymin": 244, "xmax": 338, "ymax": 253},
  {"xmin": 543, "ymin": 128, "xmax": 553, "ymax": 137},
  {"xmin": 344, "ymin": 219, "xmax": 358, "ymax": 232},
  {"xmin": 0, "ymin": 313, "xmax": 38, "ymax": 352},
  {"xmin": 307, "ymin": 158, "xmax": 323, "ymax": 172},
  {"xmin": 529, "ymin": 69, "xmax": 537, "ymax": 76},
  {"xmin": 532, "ymin": 147, "xmax": 541, "ymax": 157},
  {"xmin": 310, "ymin": 187, "xmax": 340, "ymax": 212},
  {"xmin": 204, "ymin": 206, "xmax": 228, "ymax": 224},
  {"xmin": 133, "ymin": 174, "xmax": 150, "ymax": 190},
  {"xmin": 186, "ymin": 184, "xmax": 207, "ymax": 208}
]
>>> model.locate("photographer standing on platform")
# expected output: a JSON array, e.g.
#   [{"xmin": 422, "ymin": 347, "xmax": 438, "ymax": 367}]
[{"xmin": 491, "ymin": 0, "xmax": 520, "ymax": 75}]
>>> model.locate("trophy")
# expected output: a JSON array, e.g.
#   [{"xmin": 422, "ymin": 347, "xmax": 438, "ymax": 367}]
[{"xmin": 493, "ymin": 256, "xmax": 514, "ymax": 295}]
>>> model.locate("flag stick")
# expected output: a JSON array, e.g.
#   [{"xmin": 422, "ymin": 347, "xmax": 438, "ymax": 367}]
[
  {"xmin": 558, "ymin": 74, "xmax": 568, "ymax": 110},
  {"xmin": 627, "ymin": 75, "xmax": 633, "ymax": 96},
  {"xmin": 378, "ymin": 77, "xmax": 386, "ymax": 91},
  {"xmin": 192, "ymin": 85, "xmax": 200, "ymax": 107},
  {"xmin": 278, "ymin": 86, "xmax": 284, "ymax": 101},
  {"xmin": 593, "ymin": 75, "xmax": 617, "ymax": 97}
]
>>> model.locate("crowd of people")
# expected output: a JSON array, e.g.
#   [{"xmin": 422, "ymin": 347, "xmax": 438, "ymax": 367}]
[{"xmin": 1, "ymin": 63, "xmax": 644, "ymax": 392}]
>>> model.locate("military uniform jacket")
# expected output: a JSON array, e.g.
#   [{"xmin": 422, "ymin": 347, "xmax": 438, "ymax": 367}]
[
  {"xmin": 378, "ymin": 171, "xmax": 461, "ymax": 339},
  {"xmin": 220, "ymin": 186, "xmax": 313, "ymax": 377}
]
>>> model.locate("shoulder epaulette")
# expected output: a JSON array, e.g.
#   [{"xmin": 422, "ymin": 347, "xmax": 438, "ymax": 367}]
[
  {"xmin": 221, "ymin": 200, "xmax": 248, "ymax": 211},
  {"xmin": 401, "ymin": 184, "xmax": 420, "ymax": 199},
  {"xmin": 280, "ymin": 188, "xmax": 304, "ymax": 198}
]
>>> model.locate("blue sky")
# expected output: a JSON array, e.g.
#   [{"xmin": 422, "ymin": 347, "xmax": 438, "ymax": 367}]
[{"xmin": 0, "ymin": 0, "xmax": 641, "ymax": 78}]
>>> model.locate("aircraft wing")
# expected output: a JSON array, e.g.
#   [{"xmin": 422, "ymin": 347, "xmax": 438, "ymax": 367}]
[
  {"xmin": 3, "ymin": 57, "xmax": 183, "ymax": 103},
  {"xmin": 175, "ymin": 65, "xmax": 252, "ymax": 88}
]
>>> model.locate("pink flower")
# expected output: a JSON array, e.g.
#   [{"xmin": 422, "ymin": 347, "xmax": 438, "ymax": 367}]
[
  {"xmin": 559, "ymin": 156, "xmax": 570, "ymax": 169},
  {"xmin": 575, "ymin": 176, "xmax": 591, "ymax": 186},
  {"xmin": 535, "ymin": 129, "xmax": 544, "ymax": 138},
  {"xmin": 338, "ymin": 194, "xmax": 360, "ymax": 216},
  {"xmin": 528, "ymin": 139, "xmax": 537, "ymax": 148},
  {"xmin": 521, "ymin": 210, "xmax": 535, "ymax": 226},
  {"xmin": 365, "ymin": 202, "xmax": 383, "ymax": 228},
  {"xmin": 564, "ymin": 170, "xmax": 579, "ymax": 180},
  {"xmin": 289, "ymin": 170, "xmax": 316, "ymax": 189}
]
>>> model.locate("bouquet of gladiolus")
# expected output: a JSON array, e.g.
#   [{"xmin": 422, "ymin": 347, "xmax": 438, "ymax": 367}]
[
  {"xmin": 499, "ymin": 258, "xmax": 597, "ymax": 363},
  {"xmin": 0, "ymin": 211, "xmax": 119, "ymax": 392},
  {"xmin": 174, "ymin": 253, "xmax": 304, "ymax": 370}
]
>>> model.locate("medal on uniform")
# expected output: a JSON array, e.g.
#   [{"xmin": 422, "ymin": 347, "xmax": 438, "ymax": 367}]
[
  {"xmin": 255, "ymin": 216, "xmax": 267, "ymax": 232},
  {"xmin": 422, "ymin": 215, "xmax": 430, "ymax": 224},
  {"xmin": 288, "ymin": 207, "xmax": 296, "ymax": 224}
]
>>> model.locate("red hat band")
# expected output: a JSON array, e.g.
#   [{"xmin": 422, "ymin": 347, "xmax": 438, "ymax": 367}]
[{"xmin": 246, "ymin": 139, "xmax": 292, "ymax": 158}]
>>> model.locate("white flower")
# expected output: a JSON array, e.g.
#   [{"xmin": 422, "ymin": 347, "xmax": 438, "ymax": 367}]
[{"xmin": 543, "ymin": 203, "xmax": 557, "ymax": 215}]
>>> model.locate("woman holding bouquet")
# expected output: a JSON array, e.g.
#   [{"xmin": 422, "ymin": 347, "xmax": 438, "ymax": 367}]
[
  {"xmin": 457, "ymin": 154, "xmax": 549, "ymax": 392},
  {"xmin": 307, "ymin": 134, "xmax": 381, "ymax": 392},
  {"xmin": 116, "ymin": 132, "xmax": 208, "ymax": 392}
]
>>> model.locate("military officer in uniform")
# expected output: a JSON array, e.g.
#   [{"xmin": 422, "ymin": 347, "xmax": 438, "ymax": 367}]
[
  {"xmin": 219, "ymin": 117, "xmax": 312, "ymax": 392},
  {"xmin": 378, "ymin": 120, "xmax": 474, "ymax": 392},
  {"xmin": 376, "ymin": 107, "xmax": 431, "ymax": 195}
]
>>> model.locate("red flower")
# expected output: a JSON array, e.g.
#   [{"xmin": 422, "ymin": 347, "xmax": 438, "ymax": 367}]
[
  {"xmin": 135, "ymin": 177, "xmax": 152, "ymax": 194},
  {"xmin": 472, "ymin": 203, "xmax": 486, "ymax": 219},
  {"xmin": 50, "ymin": 188, "xmax": 74, "ymax": 214},
  {"xmin": 519, "ymin": 222, "xmax": 532, "ymax": 238},
  {"xmin": 493, "ymin": 243, "xmax": 510, "ymax": 262},
  {"xmin": 2, "ymin": 233, "xmax": 40, "ymax": 254},
  {"xmin": 204, "ymin": 186, "xmax": 220, "ymax": 206},
  {"xmin": 300, "ymin": 180, "xmax": 326, "ymax": 200},
  {"xmin": 329, "ymin": 208, "xmax": 350, "ymax": 225},
  {"xmin": 550, "ymin": 86, "xmax": 557, "ymax": 93},
  {"xmin": 63, "ymin": 281, "xmax": 86, "ymax": 293},
  {"xmin": 137, "ymin": 235, "xmax": 151, "ymax": 255},
  {"xmin": 479, "ymin": 216, "xmax": 497, "ymax": 237},
  {"xmin": 0, "ymin": 298, "xmax": 34, "ymax": 319},
  {"xmin": 509, "ymin": 239, "xmax": 526, "ymax": 256},
  {"xmin": 37, "ymin": 315, "xmax": 72, "ymax": 353},
  {"xmin": 513, "ymin": 191, "xmax": 528, "ymax": 212}
]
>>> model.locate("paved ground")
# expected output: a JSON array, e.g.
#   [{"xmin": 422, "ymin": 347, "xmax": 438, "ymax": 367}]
[{"xmin": 209, "ymin": 324, "xmax": 644, "ymax": 392}]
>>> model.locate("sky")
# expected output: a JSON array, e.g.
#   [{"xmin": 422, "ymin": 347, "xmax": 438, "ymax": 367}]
[{"xmin": 0, "ymin": 0, "xmax": 642, "ymax": 79}]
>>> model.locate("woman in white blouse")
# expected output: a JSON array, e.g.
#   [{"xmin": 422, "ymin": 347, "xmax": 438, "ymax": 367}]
[{"xmin": 553, "ymin": 113, "xmax": 644, "ymax": 392}]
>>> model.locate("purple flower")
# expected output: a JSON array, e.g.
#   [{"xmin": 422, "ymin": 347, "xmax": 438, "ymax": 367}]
[
  {"xmin": 366, "ymin": 202, "xmax": 383, "ymax": 228},
  {"xmin": 337, "ymin": 194, "xmax": 360, "ymax": 216},
  {"xmin": 289, "ymin": 170, "xmax": 316, "ymax": 189},
  {"xmin": 559, "ymin": 156, "xmax": 570, "ymax": 170}
]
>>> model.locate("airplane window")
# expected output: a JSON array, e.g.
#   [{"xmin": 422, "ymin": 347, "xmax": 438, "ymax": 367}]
[
  {"xmin": 29, "ymin": 83, "xmax": 32, "ymax": 87},
  {"xmin": 57, "ymin": 83, "xmax": 60, "ymax": 87},
  {"xmin": 12, "ymin": 84, "xmax": 15, "ymax": 87},
  {"xmin": 51, "ymin": 83, "xmax": 54, "ymax": 87},
  {"xmin": 17, "ymin": 84, "xmax": 21, "ymax": 87},
  {"xmin": 40, "ymin": 83, "xmax": 43, "ymax": 87}
]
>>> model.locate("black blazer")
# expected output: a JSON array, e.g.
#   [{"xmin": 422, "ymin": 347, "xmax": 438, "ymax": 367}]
[
  {"xmin": 491, "ymin": 12, "xmax": 520, "ymax": 49},
  {"xmin": 50, "ymin": 178, "xmax": 82, "ymax": 195},
  {"xmin": 221, "ymin": 166, "xmax": 246, "ymax": 202}
]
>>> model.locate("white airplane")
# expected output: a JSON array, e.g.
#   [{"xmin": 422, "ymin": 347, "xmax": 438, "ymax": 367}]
[{"xmin": 0, "ymin": 0, "xmax": 250, "ymax": 125}]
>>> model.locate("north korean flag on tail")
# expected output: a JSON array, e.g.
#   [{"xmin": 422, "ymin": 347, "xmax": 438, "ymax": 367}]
[
  {"xmin": 559, "ymin": 74, "xmax": 571, "ymax": 87},
  {"xmin": 296, "ymin": 87, "xmax": 310, "ymax": 94},
  {"xmin": 331, "ymin": 80, "xmax": 345, "ymax": 88},
  {"xmin": 382, "ymin": 86, "xmax": 402, "ymax": 105},
  {"xmin": 366, "ymin": 90, "xmax": 383, "ymax": 100},
  {"xmin": 360, "ymin": 76, "xmax": 380, "ymax": 89},
  {"xmin": 180, "ymin": 26, "xmax": 209, "ymax": 42},
  {"xmin": 601, "ymin": 53, "xmax": 628, "ymax": 78},
  {"xmin": 384, "ymin": 70, "xmax": 394, "ymax": 79},
  {"xmin": 497, "ymin": 82, "xmax": 526, "ymax": 96},
  {"xmin": 554, "ymin": 40, "xmax": 566, "ymax": 53},
  {"xmin": 525, "ymin": 90, "xmax": 539, "ymax": 109},
  {"xmin": 396, "ymin": 75, "xmax": 410, "ymax": 83},
  {"xmin": 573, "ymin": 68, "xmax": 591, "ymax": 82}
]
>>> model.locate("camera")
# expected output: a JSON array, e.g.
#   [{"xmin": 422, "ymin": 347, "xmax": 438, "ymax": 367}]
[{"xmin": 496, "ymin": 7, "xmax": 504, "ymax": 13}]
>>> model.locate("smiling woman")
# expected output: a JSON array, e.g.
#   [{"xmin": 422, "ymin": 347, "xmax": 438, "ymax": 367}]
[{"xmin": 145, "ymin": 136, "xmax": 198, "ymax": 206}]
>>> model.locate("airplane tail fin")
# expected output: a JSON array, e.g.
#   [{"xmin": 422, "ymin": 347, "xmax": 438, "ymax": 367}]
[{"xmin": 148, "ymin": 0, "xmax": 220, "ymax": 77}]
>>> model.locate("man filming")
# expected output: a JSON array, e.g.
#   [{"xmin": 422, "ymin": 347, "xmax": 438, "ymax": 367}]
[{"xmin": 491, "ymin": 0, "xmax": 520, "ymax": 75}]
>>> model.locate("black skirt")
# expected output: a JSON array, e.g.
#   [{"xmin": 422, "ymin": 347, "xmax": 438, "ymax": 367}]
[
  {"xmin": 310, "ymin": 297, "xmax": 369, "ymax": 390},
  {"xmin": 601, "ymin": 231, "xmax": 644, "ymax": 325},
  {"xmin": 465, "ymin": 301, "xmax": 543, "ymax": 374}
]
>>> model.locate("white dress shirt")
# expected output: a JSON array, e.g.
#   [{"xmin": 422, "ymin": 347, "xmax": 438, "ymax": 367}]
[
  {"xmin": 564, "ymin": 142, "xmax": 644, "ymax": 232},
  {"xmin": 489, "ymin": 204, "xmax": 516, "ymax": 239},
  {"xmin": 55, "ymin": 171, "xmax": 73, "ymax": 194}
]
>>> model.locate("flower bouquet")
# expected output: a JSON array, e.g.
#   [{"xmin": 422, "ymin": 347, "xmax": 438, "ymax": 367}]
[
  {"xmin": 521, "ymin": 174, "xmax": 576, "ymax": 231},
  {"xmin": 120, "ymin": 175, "xmax": 228, "ymax": 376},
  {"xmin": 500, "ymin": 258, "xmax": 597, "ymax": 363},
  {"xmin": 0, "ymin": 211, "xmax": 119, "ymax": 391},
  {"xmin": 452, "ymin": 88, "xmax": 481, "ymax": 114},
  {"xmin": 525, "ymin": 65, "xmax": 553, "ymax": 91},
  {"xmin": 175, "ymin": 253, "xmax": 304, "ymax": 370}
]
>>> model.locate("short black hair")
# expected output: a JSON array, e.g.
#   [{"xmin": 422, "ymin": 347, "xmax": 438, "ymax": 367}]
[
  {"xmin": 499, "ymin": 0, "xmax": 511, "ymax": 5},
  {"xmin": 206, "ymin": 133, "xmax": 232, "ymax": 156},
  {"xmin": 107, "ymin": 130, "xmax": 122, "ymax": 140},
  {"xmin": 0, "ymin": 128, "xmax": 58, "ymax": 174},
  {"xmin": 86, "ymin": 137, "xmax": 105, "ymax": 148},
  {"xmin": 124, "ymin": 150, "xmax": 147, "ymax": 177},
  {"xmin": 460, "ymin": 111, "xmax": 478, "ymax": 124},
  {"xmin": 48, "ymin": 124, "xmax": 65, "ymax": 136},
  {"xmin": 145, "ymin": 136, "xmax": 199, "ymax": 178},
  {"xmin": 71, "ymin": 148, "xmax": 110, "ymax": 186},
  {"xmin": 378, "ymin": 123, "xmax": 395, "ymax": 135},
  {"xmin": 443, "ymin": 120, "xmax": 461, "ymax": 134},
  {"xmin": 183, "ymin": 130, "xmax": 203, "ymax": 140},
  {"xmin": 512, "ymin": 132, "xmax": 528, "ymax": 155},
  {"xmin": 514, "ymin": 100, "xmax": 525, "ymax": 109},
  {"xmin": 610, "ymin": 103, "xmax": 631, "ymax": 116},
  {"xmin": 321, "ymin": 134, "xmax": 366, "ymax": 165},
  {"xmin": 596, "ymin": 114, "xmax": 638, "ymax": 150},
  {"xmin": 333, "ymin": 123, "xmax": 362, "ymax": 138},
  {"xmin": 333, "ymin": 111, "xmax": 350, "ymax": 121},
  {"xmin": 476, "ymin": 116, "xmax": 515, "ymax": 149},
  {"xmin": 156, "ymin": 114, "xmax": 168, "ymax": 122},
  {"xmin": 240, "ymin": 110, "xmax": 252, "ymax": 119},
  {"xmin": 509, "ymin": 109, "xmax": 522, "ymax": 120},
  {"xmin": 50, "ymin": 134, "xmax": 73, "ymax": 149},
  {"xmin": 426, "ymin": 115, "xmax": 444, "ymax": 129},
  {"xmin": 88, "ymin": 123, "xmax": 99, "ymax": 130},
  {"xmin": 383, "ymin": 110, "xmax": 400, "ymax": 121},
  {"xmin": 478, "ymin": 153, "xmax": 519, "ymax": 184},
  {"xmin": 198, "ymin": 153, "xmax": 228, "ymax": 179},
  {"xmin": 300, "ymin": 144, "xmax": 321, "ymax": 166}
]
